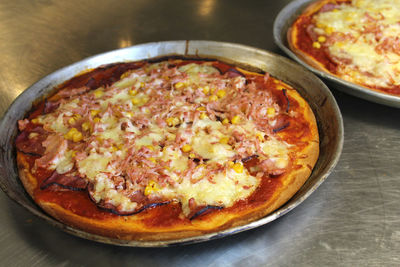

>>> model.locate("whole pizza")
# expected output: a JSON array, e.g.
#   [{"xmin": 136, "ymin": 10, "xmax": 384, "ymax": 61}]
[
  {"xmin": 15, "ymin": 57, "xmax": 319, "ymax": 241},
  {"xmin": 288, "ymin": 0, "xmax": 400, "ymax": 96}
]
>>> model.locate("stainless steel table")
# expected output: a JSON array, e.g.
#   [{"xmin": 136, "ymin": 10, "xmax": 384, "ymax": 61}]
[{"xmin": 0, "ymin": 1, "xmax": 399, "ymax": 266}]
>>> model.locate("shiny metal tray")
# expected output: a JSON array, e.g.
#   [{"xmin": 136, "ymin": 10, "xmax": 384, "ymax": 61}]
[
  {"xmin": 0, "ymin": 40, "xmax": 343, "ymax": 247},
  {"xmin": 273, "ymin": 0, "xmax": 400, "ymax": 108}
]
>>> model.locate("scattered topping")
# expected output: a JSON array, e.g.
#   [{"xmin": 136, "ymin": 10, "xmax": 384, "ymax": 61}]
[{"xmin": 18, "ymin": 59, "xmax": 294, "ymax": 218}]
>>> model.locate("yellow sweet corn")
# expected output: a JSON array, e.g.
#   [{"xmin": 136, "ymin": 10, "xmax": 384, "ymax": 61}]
[
  {"xmin": 64, "ymin": 128, "xmax": 83, "ymax": 142},
  {"xmin": 181, "ymin": 144, "xmax": 192, "ymax": 153},
  {"xmin": 202, "ymin": 86, "xmax": 210, "ymax": 95},
  {"xmin": 144, "ymin": 180, "xmax": 159, "ymax": 196},
  {"xmin": 81, "ymin": 122, "xmax": 91, "ymax": 131},
  {"xmin": 216, "ymin": 90, "xmax": 226, "ymax": 98},
  {"xmin": 174, "ymin": 82, "xmax": 185, "ymax": 89},
  {"xmin": 231, "ymin": 115, "xmax": 240, "ymax": 124},
  {"xmin": 222, "ymin": 118, "xmax": 230, "ymax": 125},
  {"xmin": 93, "ymin": 89, "xmax": 104, "ymax": 98},
  {"xmin": 219, "ymin": 137, "xmax": 229, "ymax": 144},
  {"xmin": 90, "ymin": 110, "xmax": 100, "ymax": 117},
  {"xmin": 146, "ymin": 145, "xmax": 154, "ymax": 151},
  {"xmin": 166, "ymin": 117, "xmax": 180, "ymax": 127},
  {"xmin": 209, "ymin": 95, "xmax": 218, "ymax": 102},
  {"xmin": 31, "ymin": 118, "xmax": 40, "ymax": 124},
  {"xmin": 72, "ymin": 131, "xmax": 83, "ymax": 142},
  {"xmin": 131, "ymin": 97, "xmax": 140, "ymax": 105},
  {"xmin": 312, "ymin": 42, "xmax": 321, "ymax": 49},
  {"xmin": 68, "ymin": 117, "xmax": 76, "ymax": 125},
  {"xmin": 199, "ymin": 113, "xmax": 208, "ymax": 120},
  {"xmin": 317, "ymin": 36, "xmax": 326, "ymax": 43},
  {"xmin": 267, "ymin": 107, "xmax": 275, "ymax": 116},
  {"xmin": 128, "ymin": 89, "xmax": 138, "ymax": 96},
  {"xmin": 256, "ymin": 132, "xmax": 265, "ymax": 141},
  {"xmin": 232, "ymin": 162, "xmax": 243, "ymax": 173}
]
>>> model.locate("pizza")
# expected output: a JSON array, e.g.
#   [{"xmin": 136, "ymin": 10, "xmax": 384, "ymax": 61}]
[
  {"xmin": 288, "ymin": 0, "xmax": 400, "ymax": 96},
  {"xmin": 15, "ymin": 57, "xmax": 319, "ymax": 241}
]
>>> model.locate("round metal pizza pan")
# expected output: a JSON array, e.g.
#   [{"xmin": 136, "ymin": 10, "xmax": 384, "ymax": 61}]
[
  {"xmin": 273, "ymin": 0, "xmax": 400, "ymax": 108},
  {"xmin": 0, "ymin": 40, "xmax": 343, "ymax": 247}
]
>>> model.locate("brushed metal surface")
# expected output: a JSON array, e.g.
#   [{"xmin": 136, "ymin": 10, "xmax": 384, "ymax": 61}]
[
  {"xmin": 273, "ymin": 0, "xmax": 400, "ymax": 108},
  {"xmin": 0, "ymin": 40, "xmax": 343, "ymax": 247},
  {"xmin": 0, "ymin": 0, "xmax": 399, "ymax": 265}
]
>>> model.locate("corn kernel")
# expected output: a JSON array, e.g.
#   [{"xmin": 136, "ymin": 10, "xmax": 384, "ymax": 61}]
[
  {"xmin": 256, "ymin": 132, "xmax": 265, "ymax": 141},
  {"xmin": 174, "ymin": 82, "xmax": 185, "ymax": 89},
  {"xmin": 93, "ymin": 117, "xmax": 101, "ymax": 123},
  {"xmin": 144, "ymin": 180, "xmax": 159, "ymax": 196},
  {"xmin": 318, "ymin": 36, "xmax": 326, "ymax": 43},
  {"xmin": 196, "ymin": 106, "xmax": 206, "ymax": 111},
  {"xmin": 202, "ymin": 86, "xmax": 210, "ymax": 95},
  {"xmin": 31, "ymin": 118, "xmax": 40, "ymax": 124},
  {"xmin": 72, "ymin": 131, "xmax": 83, "ymax": 142},
  {"xmin": 64, "ymin": 128, "xmax": 78, "ymax": 140},
  {"xmin": 222, "ymin": 118, "xmax": 230, "ymax": 124},
  {"xmin": 71, "ymin": 151, "xmax": 77, "ymax": 157},
  {"xmin": 131, "ymin": 97, "xmax": 140, "ymax": 105},
  {"xmin": 120, "ymin": 71, "xmax": 131, "ymax": 79},
  {"xmin": 111, "ymin": 145, "xmax": 118, "ymax": 152},
  {"xmin": 68, "ymin": 117, "xmax": 76, "ymax": 124},
  {"xmin": 90, "ymin": 110, "xmax": 100, "ymax": 117},
  {"xmin": 81, "ymin": 122, "xmax": 91, "ymax": 131},
  {"xmin": 267, "ymin": 107, "xmax": 275, "ymax": 116},
  {"xmin": 166, "ymin": 117, "xmax": 180, "ymax": 127},
  {"xmin": 325, "ymin": 27, "xmax": 333, "ymax": 34},
  {"xmin": 209, "ymin": 95, "xmax": 218, "ymax": 102},
  {"xmin": 140, "ymin": 82, "xmax": 145, "ymax": 88},
  {"xmin": 232, "ymin": 162, "xmax": 244, "ymax": 173},
  {"xmin": 228, "ymin": 161, "xmax": 235, "ymax": 167},
  {"xmin": 216, "ymin": 90, "xmax": 226, "ymax": 98},
  {"xmin": 189, "ymin": 153, "xmax": 196, "ymax": 159},
  {"xmin": 149, "ymin": 157, "xmax": 156, "ymax": 163},
  {"xmin": 146, "ymin": 145, "xmax": 154, "ymax": 151},
  {"xmin": 312, "ymin": 42, "xmax": 321, "ymax": 49},
  {"xmin": 199, "ymin": 113, "xmax": 208, "ymax": 120},
  {"xmin": 219, "ymin": 137, "xmax": 229, "ymax": 144},
  {"xmin": 128, "ymin": 89, "xmax": 138, "ymax": 96},
  {"xmin": 93, "ymin": 89, "xmax": 104, "ymax": 98},
  {"xmin": 181, "ymin": 144, "xmax": 192, "ymax": 153},
  {"xmin": 231, "ymin": 115, "xmax": 240, "ymax": 124}
]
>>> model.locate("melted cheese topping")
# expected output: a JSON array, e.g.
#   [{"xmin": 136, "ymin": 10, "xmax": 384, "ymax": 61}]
[
  {"xmin": 35, "ymin": 61, "xmax": 291, "ymax": 216},
  {"xmin": 313, "ymin": 0, "xmax": 400, "ymax": 88}
]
